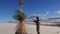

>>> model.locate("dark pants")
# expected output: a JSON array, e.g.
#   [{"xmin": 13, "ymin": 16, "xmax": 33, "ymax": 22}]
[{"xmin": 36, "ymin": 24, "xmax": 40, "ymax": 34}]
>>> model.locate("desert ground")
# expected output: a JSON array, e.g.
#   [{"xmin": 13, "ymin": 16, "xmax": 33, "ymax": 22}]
[{"xmin": 0, "ymin": 23, "xmax": 60, "ymax": 34}]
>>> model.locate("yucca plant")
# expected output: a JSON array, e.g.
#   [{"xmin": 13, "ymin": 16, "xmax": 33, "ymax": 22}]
[{"xmin": 13, "ymin": 10, "xmax": 27, "ymax": 34}]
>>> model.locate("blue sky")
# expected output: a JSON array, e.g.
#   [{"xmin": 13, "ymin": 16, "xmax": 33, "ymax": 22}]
[{"xmin": 0, "ymin": 0, "xmax": 60, "ymax": 22}]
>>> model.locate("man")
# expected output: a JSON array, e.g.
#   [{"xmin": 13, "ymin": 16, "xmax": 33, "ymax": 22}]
[{"xmin": 33, "ymin": 16, "xmax": 40, "ymax": 34}]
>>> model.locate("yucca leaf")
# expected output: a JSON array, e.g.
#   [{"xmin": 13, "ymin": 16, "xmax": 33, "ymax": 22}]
[{"xmin": 13, "ymin": 10, "xmax": 26, "ymax": 22}]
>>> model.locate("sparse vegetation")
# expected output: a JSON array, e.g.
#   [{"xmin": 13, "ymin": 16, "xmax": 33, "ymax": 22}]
[{"xmin": 13, "ymin": 10, "xmax": 27, "ymax": 34}]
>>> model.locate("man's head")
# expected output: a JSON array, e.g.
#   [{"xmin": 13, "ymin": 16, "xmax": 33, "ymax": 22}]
[{"xmin": 36, "ymin": 16, "xmax": 39, "ymax": 20}]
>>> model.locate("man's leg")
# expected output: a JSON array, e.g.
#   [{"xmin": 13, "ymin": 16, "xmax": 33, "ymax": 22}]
[{"xmin": 36, "ymin": 25, "xmax": 40, "ymax": 34}]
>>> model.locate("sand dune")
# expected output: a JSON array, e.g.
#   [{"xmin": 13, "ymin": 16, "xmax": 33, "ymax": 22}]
[{"xmin": 0, "ymin": 23, "xmax": 60, "ymax": 34}]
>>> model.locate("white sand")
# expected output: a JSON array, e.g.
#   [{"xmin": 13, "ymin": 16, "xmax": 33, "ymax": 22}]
[{"xmin": 0, "ymin": 23, "xmax": 60, "ymax": 34}]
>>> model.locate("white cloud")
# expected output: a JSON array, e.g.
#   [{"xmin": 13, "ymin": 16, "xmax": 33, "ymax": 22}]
[
  {"xmin": 55, "ymin": 11, "xmax": 60, "ymax": 14},
  {"xmin": 51, "ymin": 15, "xmax": 60, "ymax": 18},
  {"xmin": 32, "ymin": 14, "xmax": 47, "ymax": 17},
  {"xmin": 56, "ymin": 15, "xmax": 60, "ymax": 17},
  {"xmin": 32, "ymin": 14, "xmax": 41, "ymax": 16},
  {"xmin": 46, "ymin": 12, "xmax": 49, "ymax": 14},
  {"xmin": 42, "ymin": 14, "xmax": 48, "ymax": 16}
]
